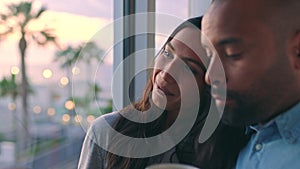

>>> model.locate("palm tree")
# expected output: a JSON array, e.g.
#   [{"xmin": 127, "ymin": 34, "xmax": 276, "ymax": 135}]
[
  {"xmin": 55, "ymin": 45, "xmax": 79, "ymax": 97},
  {"xmin": 0, "ymin": 19, "xmax": 13, "ymax": 40},
  {"xmin": 55, "ymin": 41, "xmax": 103, "ymax": 68},
  {"xmin": 55, "ymin": 41, "xmax": 103, "ymax": 95},
  {"xmin": 0, "ymin": 74, "xmax": 20, "ymax": 161},
  {"xmin": 55, "ymin": 41, "xmax": 104, "ymax": 117},
  {"xmin": 0, "ymin": 75, "xmax": 19, "ymax": 102},
  {"xmin": 80, "ymin": 41, "xmax": 104, "ymax": 64},
  {"xmin": 0, "ymin": 1, "xmax": 58, "ymax": 147}
]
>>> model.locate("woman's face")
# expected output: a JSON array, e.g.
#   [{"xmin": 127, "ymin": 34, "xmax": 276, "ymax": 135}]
[{"xmin": 152, "ymin": 27, "xmax": 207, "ymax": 112}]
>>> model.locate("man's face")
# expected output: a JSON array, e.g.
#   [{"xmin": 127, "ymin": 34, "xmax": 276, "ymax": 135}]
[{"xmin": 202, "ymin": 0, "xmax": 298, "ymax": 126}]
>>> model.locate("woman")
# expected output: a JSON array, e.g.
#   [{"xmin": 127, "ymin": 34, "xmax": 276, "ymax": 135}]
[{"xmin": 78, "ymin": 17, "xmax": 247, "ymax": 169}]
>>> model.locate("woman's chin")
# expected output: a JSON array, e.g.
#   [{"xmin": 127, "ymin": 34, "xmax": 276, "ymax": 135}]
[{"xmin": 151, "ymin": 92, "xmax": 167, "ymax": 110}]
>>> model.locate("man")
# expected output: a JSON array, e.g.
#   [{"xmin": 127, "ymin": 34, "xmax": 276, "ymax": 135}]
[{"xmin": 201, "ymin": 0, "xmax": 300, "ymax": 168}]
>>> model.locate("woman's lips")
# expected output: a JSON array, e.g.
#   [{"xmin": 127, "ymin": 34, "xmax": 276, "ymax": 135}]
[{"xmin": 156, "ymin": 82, "xmax": 174, "ymax": 96}]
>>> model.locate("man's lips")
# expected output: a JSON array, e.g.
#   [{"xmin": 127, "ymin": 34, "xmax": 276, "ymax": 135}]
[
  {"xmin": 211, "ymin": 88, "xmax": 228, "ymax": 101},
  {"xmin": 212, "ymin": 94, "xmax": 236, "ymax": 107},
  {"xmin": 211, "ymin": 94, "xmax": 226, "ymax": 101},
  {"xmin": 211, "ymin": 88, "xmax": 237, "ymax": 106}
]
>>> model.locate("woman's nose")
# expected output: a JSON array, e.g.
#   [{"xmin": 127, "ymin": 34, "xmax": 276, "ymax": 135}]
[
  {"xmin": 160, "ymin": 72, "xmax": 175, "ymax": 84},
  {"xmin": 160, "ymin": 60, "xmax": 180, "ymax": 83}
]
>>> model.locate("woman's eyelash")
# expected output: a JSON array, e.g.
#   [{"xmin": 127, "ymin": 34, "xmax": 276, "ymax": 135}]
[{"xmin": 162, "ymin": 49, "xmax": 173, "ymax": 58}]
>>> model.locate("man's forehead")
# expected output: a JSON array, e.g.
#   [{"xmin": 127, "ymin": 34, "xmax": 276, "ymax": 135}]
[
  {"xmin": 202, "ymin": 0, "xmax": 265, "ymax": 36},
  {"xmin": 204, "ymin": 0, "xmax": 265, "ymax": 19}
]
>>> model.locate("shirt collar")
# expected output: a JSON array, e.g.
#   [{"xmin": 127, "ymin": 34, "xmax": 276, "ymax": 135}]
[
  {"xmin": 246, "ymin": 102, "xmax": 300, "ymax": 144},
  {"xmin": 246, "ymin": 115, "xmax": 276, "ymax": 135},
  {"xmin": 275, "ymin": 102, "xmax": 300, "ymax": 144}
]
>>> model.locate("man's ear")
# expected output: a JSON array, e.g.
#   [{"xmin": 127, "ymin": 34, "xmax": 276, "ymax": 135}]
[{"xmin": 292, "ymin": 30, "xmax": 300, "ymax": 70}]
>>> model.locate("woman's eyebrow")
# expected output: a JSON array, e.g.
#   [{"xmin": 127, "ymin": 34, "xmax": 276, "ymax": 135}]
[
  {"xmin": 166, "ymin": 41, "xmax": 206, "ymax": 72},
  {"xmin": 182, "ymin": 57, "xmax": 206, "ymax": 72},
  {"xmin": 166, "ymin": 42, "xmax": 175, "ymax": 51}
]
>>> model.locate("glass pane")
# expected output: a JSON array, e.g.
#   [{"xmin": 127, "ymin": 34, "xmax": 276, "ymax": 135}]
[
  {"xmin": 0, "ymin": 0, "xmax": 113, "ymax": 168},
  {"xmin": 155, "ymin": 0, "xmax": 188, "ymax": 50}
]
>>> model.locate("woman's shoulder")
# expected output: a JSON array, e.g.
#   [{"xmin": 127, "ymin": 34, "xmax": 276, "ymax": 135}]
[
  {"xmin": 86, "ymin": 111, "xmax": 121, "ymax": 145},
  {"xmin": 90, "ymin": 111, "xmax": 121, "ymax": 130}
]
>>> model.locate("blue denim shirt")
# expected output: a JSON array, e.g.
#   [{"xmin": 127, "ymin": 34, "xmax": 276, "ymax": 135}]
[{"xmin": 236, "ymin": 102, "xmax": 300, "ymax": 169}]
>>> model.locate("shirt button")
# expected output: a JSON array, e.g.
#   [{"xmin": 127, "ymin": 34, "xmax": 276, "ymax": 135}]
[{"xmin": 255, "ymin": 143, "xmax": 263, "ymax": 151}]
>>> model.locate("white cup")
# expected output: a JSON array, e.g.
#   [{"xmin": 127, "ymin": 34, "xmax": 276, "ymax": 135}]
[{"xmin": 145, "ymin": 163, "xmax": 200, "ymax": 169}]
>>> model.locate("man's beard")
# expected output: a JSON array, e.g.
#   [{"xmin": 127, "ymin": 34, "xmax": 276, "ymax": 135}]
[{"xmin": 220, "ymin": 89, "xmax": 260, "ymax": 126}]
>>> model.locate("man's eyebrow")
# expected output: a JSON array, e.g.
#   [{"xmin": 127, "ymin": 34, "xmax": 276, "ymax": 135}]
[
  {"xmin": 217, "ymin": 37, "xmax": 242, "ymax": 46},
  {"xmin": 201, "ymin": 37, "xmax": 243, "ymax": 49}
]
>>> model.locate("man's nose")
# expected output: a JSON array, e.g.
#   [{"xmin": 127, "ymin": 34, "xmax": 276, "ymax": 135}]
[{"xmin": 205, "ymin": 55, "xmax": 226, "ymax": 87}]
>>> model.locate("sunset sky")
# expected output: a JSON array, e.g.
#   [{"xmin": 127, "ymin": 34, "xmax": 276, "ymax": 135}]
[
  {"xmin": 0, "ymin": 0, "xmax": 189, "ymax": 85},
  {"xmin": 0, "ymin": 0, "xmax": 112, "ymax": 82}
]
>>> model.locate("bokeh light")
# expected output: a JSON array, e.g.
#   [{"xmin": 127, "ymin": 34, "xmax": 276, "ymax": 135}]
[
  {"xmin": 47, "ymin": 108, "xmax": 56, "ymax": 116},
  {"xmin": 72, "ymin": 66, "xmax": 80, "ymax": 75},
  {"xmin": 62, "ymin": 114, "xmax": 71, "ymax": 123},
  {"xmin": 10, "ymin": 66, "xmax": 20, "ymax": 75},
  {"xmin": 33, "ymin": 105, "xmax": 42, "ymax": 114},
  {"xmin": 74, "ymin": 115, "xmax": 82, "ymax": 123},
  {"xmin": 60, "ymin": 76, "xmax": 69, "ymax": 86},
  {"xmin": 42, "ymin": 69, "xmax": 53, "ymax": 79},
  {"xmin": 8, "ymin": 102, "xmax": 16, "ymax": 111},
  {"xmin": 87, "ymin": 115, "xmax": 95, "ymax": 123},
  {"xmin": 65, "ymin": 100, "xmax": 75, "ymax": 110}
]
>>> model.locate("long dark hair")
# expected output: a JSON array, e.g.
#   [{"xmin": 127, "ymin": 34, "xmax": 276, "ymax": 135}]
[{"xmin": 105, "ymin": 16, "xmax": 248, "ymax": 169}]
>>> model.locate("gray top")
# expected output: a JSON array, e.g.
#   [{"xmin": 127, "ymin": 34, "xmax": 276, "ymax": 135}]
[{"xmin": 78, "ymin": 111, "xmax": 179, "ymax": 169}]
